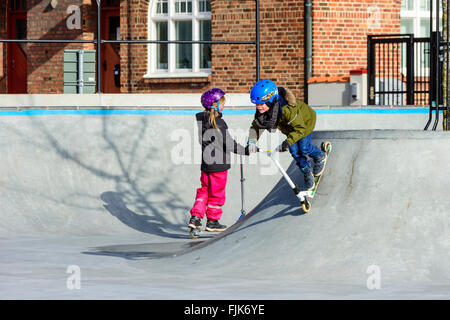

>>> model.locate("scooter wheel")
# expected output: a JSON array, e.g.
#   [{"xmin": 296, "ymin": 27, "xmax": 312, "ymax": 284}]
[
  {"xmin": 322, "ymin": 141, "xmax": 331, "ymax": 153},
  {"xmin": 189, "ymin": 228, "xmax": 201, "ymax": 239},
  {"xmin": 302, "ymin": 199, "xmax": 311, "ymax": 213}
]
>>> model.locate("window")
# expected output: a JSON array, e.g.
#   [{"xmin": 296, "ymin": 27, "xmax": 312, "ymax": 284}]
[
  {"xmin": 401, "ymin": 0, "xmax": 442, "ymax": 37},
  {"xmin": 102, "ymin": 0, "xmax": 120, "ymax": 8},
  {"xmin": 147, "ymin": 0, "xmax": 212, "ymax": 78},
  {"xmin": 157, "ymin": 0, "xmax": 168, "ymax": 14},
  {"xmin": 199, "ymin": 20, "xmax": 211, "ymax": 68},
  {"xmin": 10, "ymin": 0, "xmax": 26, "ymax": 11},
  {"xmin": 175, "ymin": 0, "xmax": 192, "ymax": 13},
  {"xmin": 175, "ymin": 21, "xmax": 192, "ymax": 69},
  {"xmin": 199, "ymin": 0, "xmax": 211, "ymax": 12},
  {"xmin": 156, "ymin": 22, "xmax": 168, "ymax": 69},
  {"xmin": 401, "ymin": 0, "xmax": 442, "ymax": 71}
]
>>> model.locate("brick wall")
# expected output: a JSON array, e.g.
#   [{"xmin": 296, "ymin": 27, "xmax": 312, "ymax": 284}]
[
  {"xmin": 121, "ymin": 0, "xmax": 306, "ymax": 99},
  {"xmin": 311, "ymin": 0, "xmax": 402, "ymax": 80},
  {"xmin": 120, "ymin": 0, "xmax": 217, "ymax": 94},
  {"xmin": 213, "ymin": 0, "xmax": 305, "ymax": 99},
  {"xmin": 122, "ymin": 0, "xmax": 402, "ymax": 98},
  {"xmin": 0, "ymin": 0, "xmax": 403, "ymax": 97},
  {"xmin": 0, "ymin": 0, "xmax": 94, "ymax": 94},
  {"xmin": 26, "ymin": 0, "xmax": 88, "ymax": 93},
  {"xmin": 260, "ymin": 0, "xmax": 305, "ymax": 99},
  {"xmin": 210, "ymin": 0, "xmax": 256, "ymax": 95},
  {"xmin": 120, "ymin": 0, "xmax": 148, "ymax": 93}
]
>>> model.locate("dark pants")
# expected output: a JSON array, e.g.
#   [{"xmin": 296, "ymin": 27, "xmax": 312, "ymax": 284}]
[{"xmin": 288, "ymin": 133, "xmax": 323, "ymax": 171}]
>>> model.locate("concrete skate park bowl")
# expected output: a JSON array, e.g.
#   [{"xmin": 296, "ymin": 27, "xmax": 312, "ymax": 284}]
[{"xmin": 0, "ymin": 108, "xmax": 449, "ymax": 299}]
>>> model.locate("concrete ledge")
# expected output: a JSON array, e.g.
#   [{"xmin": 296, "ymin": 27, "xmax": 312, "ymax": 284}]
[
  {"xmin": 0, "ymin": 94, "xmax": 434, "ymax": 110},
  {"xmin": 312, "ymin": 129, "xmax": 450, "ymax": 140},
  {"xmin": 0, "ymin": 93, "xmax": 254, "ymax": 108}
]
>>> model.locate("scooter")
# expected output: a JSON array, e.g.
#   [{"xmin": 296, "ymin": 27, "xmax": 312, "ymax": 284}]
[{"xmin": 259, "ymin": 148, "xmax": 312, "ymax": 213}]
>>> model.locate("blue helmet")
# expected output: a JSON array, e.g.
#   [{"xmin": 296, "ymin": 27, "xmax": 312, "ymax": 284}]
[{"xmin": 250, "ymin": 80, "xmax": 279, "ymax": 104}]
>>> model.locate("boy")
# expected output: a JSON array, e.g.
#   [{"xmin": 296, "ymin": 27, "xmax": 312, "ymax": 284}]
[{"xmin": 247, "ymin": 80, "xmax": 326, "ymax": 190}]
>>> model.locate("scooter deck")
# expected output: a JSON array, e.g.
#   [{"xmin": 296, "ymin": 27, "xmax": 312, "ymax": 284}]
[
  {"xmin": 258, "ymin": 141, "xmax": 332, "ymax": 213},
  {"xmin": 309, "ymin": 141, "xmax": 332, "ymax": 198},
  {"xmin": 298, "ymin": 141, "xmax": 332, "ymax": 200},
  {"xmin": 189, "ymin": 227, "xmax": 226, "ymax": 239}
]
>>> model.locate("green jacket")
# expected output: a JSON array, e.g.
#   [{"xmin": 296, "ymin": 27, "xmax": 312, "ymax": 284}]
[{"xmin": 249, "ymin": 88, "xmax": 317, "ymax": 146}]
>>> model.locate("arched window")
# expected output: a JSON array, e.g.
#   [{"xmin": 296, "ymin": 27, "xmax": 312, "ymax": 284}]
[{"xmin": 146, "ymin": 0, "xmax": 212, "ymax": 78}]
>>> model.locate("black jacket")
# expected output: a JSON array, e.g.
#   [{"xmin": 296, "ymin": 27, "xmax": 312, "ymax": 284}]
[{"xmin": 196, "ymin": 111, "xmax": 248, "ymax": 173}]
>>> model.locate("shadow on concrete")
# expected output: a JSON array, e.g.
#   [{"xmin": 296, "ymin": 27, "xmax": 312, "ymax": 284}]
[
  {"xmin": 16, "ymin": 114, "xmax": 190, "ymax": 239},
  {"xmin": 84, "ymin": 240, "xmax": 205, "ymax": 260},
  {"xmin": 100, "ymin": 191, "xmax": 188, "ymax": 239},
  {"xmin": 174, "ymin": 161, "xmax": 312, "ymax": 257}
]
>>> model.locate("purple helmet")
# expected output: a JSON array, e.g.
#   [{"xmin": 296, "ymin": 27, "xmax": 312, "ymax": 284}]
[{"xmin": 201, "ymin": 88, "xmax": 225, "ymax": 111}]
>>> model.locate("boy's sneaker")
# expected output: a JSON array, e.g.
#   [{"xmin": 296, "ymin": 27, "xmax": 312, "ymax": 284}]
[
  {"xmin": 301, "ymin": 166, "xmax": 315, "ymax": 191},
  {"xmin": 205, "ymin": 220, "xmax": 227, "ymax": 232},
  {"xmin": 188, "ymin": 216, "xmax": 202, "ymax": 229},
  {"xmin": 313, "ymin": 152, "xmax": 327, "ymax": 176}
]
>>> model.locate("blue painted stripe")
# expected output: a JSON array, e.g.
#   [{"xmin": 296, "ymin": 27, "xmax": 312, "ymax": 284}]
[
  {"xmin": 315, "ymin": 108, "xmax": 432, "ymax": 114},
  {"xmin": 0, "ymin": 109, "xmax": 255, "ymax": 116},
  {"xmin": 0, "ymin": 109, "xmax": 200, "ymax": 116},
  {"xmin": 0, "ymin": 107, "xmax": 443, "ymax": 116}
]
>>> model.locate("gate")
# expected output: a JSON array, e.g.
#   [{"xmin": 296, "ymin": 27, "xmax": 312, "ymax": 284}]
[
  {"xmin": 368, "ymin": 31, "xmax": 449, "ymax": 130},
  {"xmin": 368, "ymin": 34, "xmax": 428, "ymax": 106}
]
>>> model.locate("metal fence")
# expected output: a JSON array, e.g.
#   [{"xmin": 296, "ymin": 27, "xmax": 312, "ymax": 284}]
[
  {"xmin": 367, "ymin": 35, "xmax": 436, "ymax": 107},
  {"xmin": 368, "ymin": 35, "xmax": 415, "ymax": 106},
  {"xmin": 425, "ymin": 0, "xmax": 450, "ymax": 130},
  {"xmin": 368, "ymin": 0, "xmax": 450, "ymax": 131},
  {"xmin": 441, "ymin": 0, "xmax": 450, "ymax": 130}
]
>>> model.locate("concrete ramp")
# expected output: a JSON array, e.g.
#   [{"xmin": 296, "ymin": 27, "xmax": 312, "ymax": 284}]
[
  {"xmin": 0, "ymin": 112, "xmax": 449, "ymax": 299},
  {"xmin": 0, "ymin": 113, "xmax": 281, "ymax": 238},
  {"xmin": 173, "ymin": 130, "xmax": 450, "ymax": 296}
]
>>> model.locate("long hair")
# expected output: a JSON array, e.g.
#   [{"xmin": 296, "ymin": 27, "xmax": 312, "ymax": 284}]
[{"xmin": 208, "ymin": 96, "xmax": 225, "ymax": 129}]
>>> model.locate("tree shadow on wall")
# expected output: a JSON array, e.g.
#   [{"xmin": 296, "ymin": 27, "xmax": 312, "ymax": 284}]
[
  {"xmin": 100, "ymin": 191, "xmax": 187, "ymax": 239},
  {"xmin": 19, "ymin": 114, "xmax": 190, "ymax": 239}
]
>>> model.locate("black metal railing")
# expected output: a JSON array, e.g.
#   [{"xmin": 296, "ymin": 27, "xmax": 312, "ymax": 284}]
[
  {"xmin": 368, "ymin": 34, "xmax": 415, "ymax": 106},
  {"xmin": 425, "ymin": 0, "xmax": 449, "ymax": 131},
  {"xmin": 368, "ymin": 1, "xmax": 449, "ymax": 131}
]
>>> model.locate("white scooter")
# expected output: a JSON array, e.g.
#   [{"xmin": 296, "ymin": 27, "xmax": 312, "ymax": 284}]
[{"xmin": 259, "ymin": 141, "xmax": 332, "ymax": 213}]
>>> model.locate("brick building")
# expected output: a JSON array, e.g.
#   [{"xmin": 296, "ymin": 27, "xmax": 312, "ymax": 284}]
[{"xmin": 0, "ymin": 0, "xmax": 433, "ymax": 105}]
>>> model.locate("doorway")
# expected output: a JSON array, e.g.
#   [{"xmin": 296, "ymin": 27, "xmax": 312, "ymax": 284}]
[
  {"xmin": 101, "ymin": 6, "xmax": 121, "ymax": 93},
  {"xmin": 7, "ymin": 6, "xmax": 27, "ymax": 94}
]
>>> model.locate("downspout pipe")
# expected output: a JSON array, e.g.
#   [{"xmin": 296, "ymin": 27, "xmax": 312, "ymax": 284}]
[
  {"xmin": 78, "ymin": 50, "xmax": 84, "ymax": 94},
  {"xmin": 432, "ymin": 0, "xmax": 440, "ymax": 130},
  {"xmin": 256, "ymin": 0, "xmax": 260, "ymax": 82},
  {"xmin": 96, "ymin": 0, "xmax": 101, "ymax": 93},
  {"xmin": 305, "ymin": 0, "xmax": 312, "ymax": 104}
]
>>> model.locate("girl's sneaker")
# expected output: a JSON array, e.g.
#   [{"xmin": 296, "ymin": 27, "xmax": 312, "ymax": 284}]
[
  {"xmin": 301, "ymin": 166, "xmax": 315, "ymax": 191},
  {"xmin": 205, "ymin": 220, "xmax": 227, "ymax": 232},
  {"xmin": 188, "ymin": 216, "xmax": 202, "ymax": 229}
]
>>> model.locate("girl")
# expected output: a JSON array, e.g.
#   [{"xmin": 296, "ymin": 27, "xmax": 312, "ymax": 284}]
[
  {"xmin": 247, "ymin": 80, "xmax": 327, "ymax": 190},
  {"xmin": 189, "ymin": 88, "xmax": 249, "ymax": 232}
]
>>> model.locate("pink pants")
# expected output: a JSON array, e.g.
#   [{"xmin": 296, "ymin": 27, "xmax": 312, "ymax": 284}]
[{"xmin": 190, "ymin": 170, "xmax": 228, "ymax": 221}]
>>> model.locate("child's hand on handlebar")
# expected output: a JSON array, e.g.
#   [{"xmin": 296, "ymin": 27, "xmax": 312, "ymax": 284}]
[
  {"xmin": 247, "ymin": 139, "xmax": 258, "ymax": 153},
  {"xmin": 275, "ymin": 140, "xmax": 290, "ymax": 152}
]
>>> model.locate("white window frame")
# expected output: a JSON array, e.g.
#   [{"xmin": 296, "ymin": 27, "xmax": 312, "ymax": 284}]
[
  {"xmin": 400, "ymin": 0, "xmax": 442, "ymax": 74},
  {"xmin": 400, "ymin": 0, "xmax": 441, "ymax": 38},
  {"xmin": 145, "ymin": 0, "xmax": 212, "ymax": 78}
]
